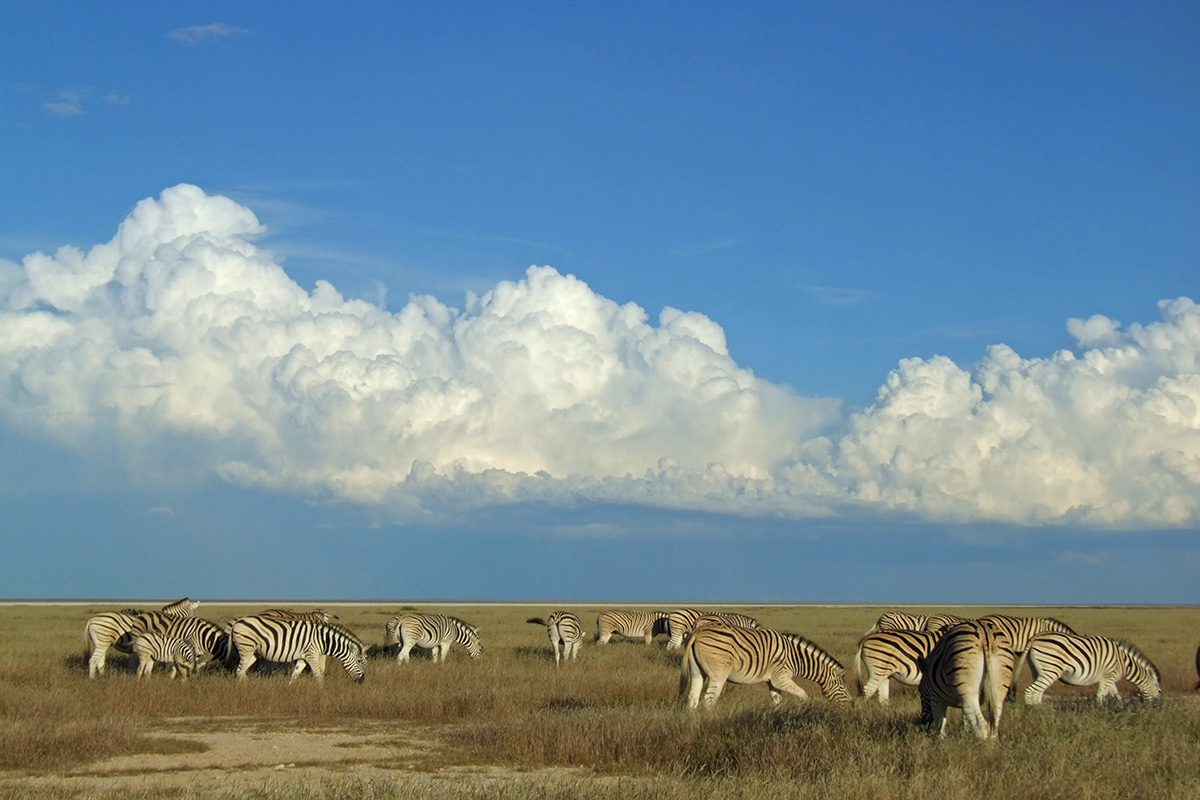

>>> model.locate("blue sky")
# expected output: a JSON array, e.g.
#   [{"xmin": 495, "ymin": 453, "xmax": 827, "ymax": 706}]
[{"xmin": 1, "ymin": 3, "xmax": 1198, "ymax": 602}]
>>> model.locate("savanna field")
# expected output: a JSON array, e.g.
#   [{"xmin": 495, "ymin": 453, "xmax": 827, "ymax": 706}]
[{"xmin": 2, "ymin": 602, "xmax": 1199, "ymax": 799}]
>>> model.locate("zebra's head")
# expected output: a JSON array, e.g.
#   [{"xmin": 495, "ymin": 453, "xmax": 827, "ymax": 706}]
[{"xmin": 1120, "ymin": 640, "xmax": 1161, "ymax": 702}]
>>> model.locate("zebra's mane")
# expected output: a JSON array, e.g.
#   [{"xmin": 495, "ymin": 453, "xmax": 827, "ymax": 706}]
[
  {"xmin": 448, "ymin": 616, "xmax": 479, "ymax": 635},
  {"xmin": 1117, "ymin": 639, "xmax": 1160, "ymax": 680},
  {"xmin": 321, "ymin": 621, "xmax": 366, "ymax": 647},
  {"xmin": 780, "ymin": 631, "xmax": 844, "ymax": 671}
]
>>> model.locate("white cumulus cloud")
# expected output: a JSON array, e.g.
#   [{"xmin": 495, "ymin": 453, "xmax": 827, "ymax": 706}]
[
  {"xmin": 0, "ymin": 185, "xmax": 839, "ymax": 517},
  {"xmin": 2, "ymin": 185, "xmax": 1198, "ymax": 528}
]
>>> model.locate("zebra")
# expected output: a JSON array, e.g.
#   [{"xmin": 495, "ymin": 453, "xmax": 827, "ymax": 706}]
[
  {"xmin": 131, "ymin": 632, "xmax": 198, "ymax": 680},
  {"xmin": 526, "ymin": 611, "xmax": 585, "ymax": 666},
  {"xmin": 919, "ymin": 620, "xmax": 1015, "ymax": 740},
  {"xmin": 259, "ymin": 608, "xmax": 337, "ymax": 622},
  {"xmin": 386, "ymin": 613, "xmax": 481, "ymax": 662},
  {"xmin": 680, "ymin": 624, "xmax": 851, "ymax": 710},
  {"xmin": 1022, "ymin": 633, "xmax": 1161, "ymax": 705},
  {"xmin": 925, "ymin": 614, "xmax": 970, "ymax": 634},
  {"xmin": 868, "ymin": 611, "xmax": 968, "ymax": 635},
  {"xmin": 158, "ymin": 616, "xmax": 231, "ymax": 670},
  {"xmin": 595, "ymin": 609, "xmax": 670, "ymax": 645},
  {"xmin": 854, "ymin": 629, "xmax": 941, "ymax": 703},
  {"xmin": 666, "ymin": 609, "xmax": 760, "ymax": 649},
  {"xmin": 977, "ymin": 613, "xmax": 1076, "ymax": 696},
  {"xmin": 84, "ymin": 598, "xmax": 198, "ymax": 678},
  {"xmin": 229, "ymin": 617, "xmax": 367, "ymax": 682},
  {"xmin": 867, "ymin": 611, "xmax": 930, "ymax": 634}
]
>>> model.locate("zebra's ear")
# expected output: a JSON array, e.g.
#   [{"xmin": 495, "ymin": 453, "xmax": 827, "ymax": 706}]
[{"xmin": 190, "ymin": 600, "xmax": 200, "ymax": 610}]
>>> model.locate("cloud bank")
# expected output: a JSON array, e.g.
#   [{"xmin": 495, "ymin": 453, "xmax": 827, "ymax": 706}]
[{"xmin": 1, "ymin": 185, "xmax": 1198, "ymax": 527}]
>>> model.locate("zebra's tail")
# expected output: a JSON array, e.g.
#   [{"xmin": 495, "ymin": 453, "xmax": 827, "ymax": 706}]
[
  {"xmin": 981, "ymin": 643, "xmax": 1010, "ymax": 731},
  {"xmin": 526, "ymin": 618, "xmax": 547, "ymax": 626},
  {"xmin": 852, "ymin": 642, "xmax": 865, "ymax": 697}
]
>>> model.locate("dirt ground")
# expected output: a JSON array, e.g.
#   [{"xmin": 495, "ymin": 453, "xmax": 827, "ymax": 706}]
[{"xmin": 0, "ymin": 720, "xmax": 593, "ymax": 796}]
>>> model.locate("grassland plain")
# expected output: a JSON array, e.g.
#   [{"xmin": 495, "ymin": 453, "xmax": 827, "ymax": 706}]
[{"xmin": 1, "ymin": 602, "xmax": 1198, "ymax": 799}]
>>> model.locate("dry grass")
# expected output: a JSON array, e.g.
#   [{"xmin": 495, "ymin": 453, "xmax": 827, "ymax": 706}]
[{"xmin": 2, "ymin": 602, "xmax": 1199, "ymax": 799}]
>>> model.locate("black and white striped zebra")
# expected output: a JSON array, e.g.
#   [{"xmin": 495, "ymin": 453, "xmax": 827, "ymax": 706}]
[
  {"xmin": 977, "ymin": 613, "xmax": 1076, "ymax": 696},
  {"xmin": 132, "ymin": 632, "xmax": 197, "ymax": 680},
  {"xmin": 526, "ymin": 611, "xmax": 585, "ymax": 666},
  {"xmin": 259, "ymin": 608, "xmax": 337, "ymax": 622},
  {"xmin": 386, "ymin": 613, "xmax": 482, "ymax": 662},
  {"xmin": 925, "ymin": 613, "xmax": 970, "ymax": 634},
  {"xmin": 919, "ymin": 620, "xmax": 1016, "ymax": 740},
  {"xmin": 1023, "ymin": 632, "xmax": 1161, "ymax": 705},
  {"xmin": 868, "ymin": 611, "xmax": 968, "ymax": 635},
  {"xmin": 84, "ymin": 598, "xmax": 198, "ymax": 678},
  {"xmin": 666, "ymin": 609, "xmax": 760, "ymax": 649},
  {"xmin": 595, "ymin": 609, "xmax": 670, "ymax": 645},
  {"xmin": 159, "ymin": 616, "xmax": 231, "ymax": 670},
  {"xmin": 681, "ymin": 624, "xmax": 851, "ymax": 710},
  {"xmin": 229, "ymin": 617, "xmax": 367, "ymax": 682},
  {"xmin": 867, "ymin": 611, "xmax": 930, "ymax": 634},
  {"xmin": 854, "ymin": 629, "xmax": 941, "ymax": 703}
]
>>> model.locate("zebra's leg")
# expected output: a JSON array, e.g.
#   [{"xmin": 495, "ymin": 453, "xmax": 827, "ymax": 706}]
[
  {"xmin": 89, "ymin": 644, "xmax": 109, "ymax": 679},
  {"xmin": 877, "ymin": 677, "xmax": 891, "ymax": 703},
  {"xmin": 1007, "ymin": 650, "xmax": 1029, "ymax": 699},
  {"xmin": 289, "ymin": 659, "xmax": 309, "ymax": 682},
  {"xmin": 397, "ymin": 641, "xmax": 414, "ymax": 662},
  {"xmin": 235, "ymin": 648, "xmax": 258, "ymax": 680},
  {"xmin": 1023, "ymin": 668, "xmax": 1058, "ymax": 705},
  {"xmin": 700, "ymin": 674, "xmax": 729, "ymax": 710},
  {"xmin": 684, "ymin": 656, "xmax": 706, "ymax": 710},
  {"xmin": 961, "ymin": 695, "xmax": 991, "ymax": 740},
  {"xmin": 765, "ymin": 675, "xmax": 810, "ymax": 705},
  {"xmin": 1096, "ymin": 677, "xmax": 1122, "ymax": 705},
  {"xmin": 569, "ymin": 640, "xmax": 581, "ymax": 660},
  {"xmin": 137, "ymin": 657, "xmax": 153, "ymax": 679}
]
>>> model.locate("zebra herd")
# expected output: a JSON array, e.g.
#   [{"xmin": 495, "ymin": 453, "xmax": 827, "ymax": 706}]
[{"xmin": 83, "ymin": 601, "xmax": 1185, "ymax": 741}]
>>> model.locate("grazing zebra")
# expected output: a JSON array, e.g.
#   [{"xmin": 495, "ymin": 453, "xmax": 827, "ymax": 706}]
[
  {"xmin": 132, "ymin": 632, "xmax": 197, "ymax": 680},
  {"xmin": 84, "ymin": 598, "xmax": 198, "ymax": 678},
  {"xmin": 386, "ymin": 613, "xmax": 481, "ymax": 662},
  {"xmin": 977, "ymin": 613, "xmax": 1076, "ymax": 696},
  {"xmin": 159, "ymin": 616, "xmax": 230, "ymax": 670},
  {"xmin": 526, "ymin": 611, "xmax": 585, "ymax": 666},
  {"xmin": 868, "ymin": 611, "xmax": 968, "ymax": 635},
  {"xmin": 666, "ymin": 609, "xmax": 760, "ymax": 649},
  {"xmin": 919, "ymin": 620, "xmax": 1015, "ymax": 740},
  {"xmin": 259, "ymin": 608, "xmax": 337, "ymax": 622},
  {"xmin": 868, "ymin": 611, "xmax": 930, "ymax": 634},
  {"xmin": 854, "ymin": 629, "xmax": 941, "ymax": 703},
  {"xmin": 229, "ymin": 617, "xmax": 367, "ymax": 682},
  {"xmin": 680, "ymin": 624, "xmax": 851, "ymax": 710},
  {"xmin": 1023, "ymin": 633, "xmax": 1161, "ymax": 705},
  {"xmin": 595, "ymin": 609, "xmax": 670, "ymax": 645},
  {"xmin": 925, "ymin": 614, "xmax": 970, "ymax": 634}
]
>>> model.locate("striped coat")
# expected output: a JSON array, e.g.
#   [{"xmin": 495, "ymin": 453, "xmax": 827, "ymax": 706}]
[
  {"xmin": 854, "ymin": 629, "xmax": 941, "ymax": 703},
  {"xmin": 919, "ymin": 620, "xmax": 1015, "ymax": 740},
  {"xmin": 132, "ymin": 632, "xmax": 197, "ymax": 680},
  {"xmin": 595, "ymin": 610, "xmax": 670, "ymax": 645},
  {"xmin": 666, "ymin": 608, "xmax": 760, "ymax": 649},
  {"xmin": 386, "ymin": 613, "xmax": 481, "ymax": 662},
  {"xmin": 84, "ymin": 598, "xmax": 198, "ymax": 678},
  {"xmin": 527, "ymin": 611, "xmax": 585, "ymax": 666},
  {"xmin": 681, "ymin": 624, "xmax": 850, "ymax": 710},
  {"xmin": 229, "ymin": 617, "xmax": 367, "ymax": 682},
  {"xmin": 1023, "ymin": 633, "xmax": 1160, "ymax": 705}
]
